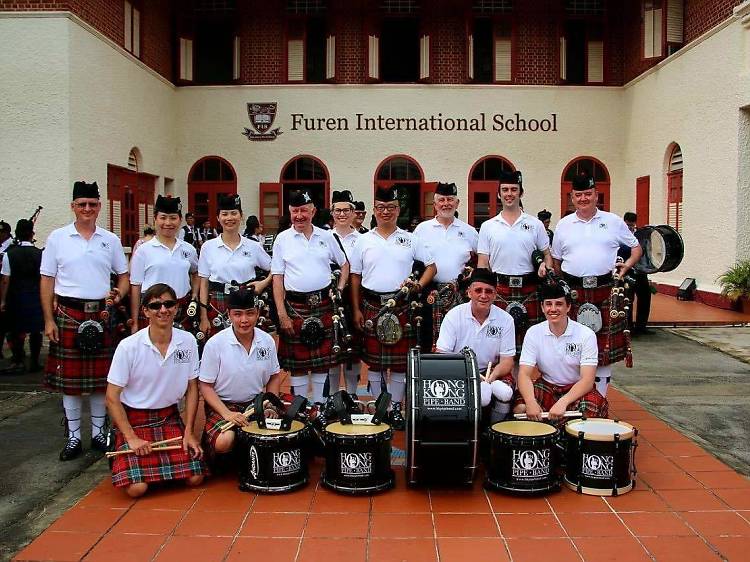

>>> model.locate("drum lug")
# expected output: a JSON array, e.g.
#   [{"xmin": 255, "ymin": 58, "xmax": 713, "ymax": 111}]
[{"xmin": 611, "ymin": 433, "xmax": 620, "ymax": 497}]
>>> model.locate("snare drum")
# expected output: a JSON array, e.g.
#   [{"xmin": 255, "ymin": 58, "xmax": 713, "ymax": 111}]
[
  {"xmin": 485, "ymin": 421, "xmax": 560, "ymax": 495},
  {"xmin": 321, "ymin": 422, "xmax": 394, "ymax": 494},
  {"xmin": 564, "ymin": 418, "xmax": 637, "ymax": 496}
]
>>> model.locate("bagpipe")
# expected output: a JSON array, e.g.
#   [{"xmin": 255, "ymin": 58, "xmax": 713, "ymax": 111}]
[
  {"xmin": 426, "ymin": 266, "xmax": 473, "ymax": 306},
  {"xmin": 329, "ymin": 269, "xmax": 353, "ymax": 356},
  {"xmin": 76, "ymin": 290, "xmax": 132, "ymax": 353},
  {"xmin": 609, "ymin": 257, "xmax": 635, "ymax": 367},
  {"xmin": 365, "ymin": 272, "xmax": 424, "ymax": 348}
]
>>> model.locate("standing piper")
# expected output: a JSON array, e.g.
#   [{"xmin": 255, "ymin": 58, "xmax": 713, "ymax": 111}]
[
  {"xmin": 477, "ymin": 170, "xmax": 552, "ymax": 354},
  {"xmin": 551, "ymin": 173, "xmax": 642, "ymax": 396},
  {"xmin": 413, "ymin": 182, "xmax": 478, "ymax": 350},
  {"xmin": 40, "ymin": 181, "xmax": 129, "ymax": 460},
  {"xmin": 106, "ymin": 283, "xmax": 205, "ymax": 497},
  {"xmin": 350, "ymin": 186, "xmax": 436, "ymax": 429},
  {"xmin": 198, "ymin": 195, "xmax": 273, "ymax": 339},
  {"xmin": 129, "ymin": 195, "xmax": 199, "ymax": 333},
  {"xmin": 352, "ymin": 201, "xmax": 369, "ymax": 234},
  {"xmin": 271, "ymin": 190, "xmax": 348, "ymax": 405},
  {"xmin": 538, "ymin": 209, "xmax": 554, "ymax": 245}
]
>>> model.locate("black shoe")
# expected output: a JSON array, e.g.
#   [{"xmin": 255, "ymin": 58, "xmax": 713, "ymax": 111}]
[
  {"xmin": 0, "ymin": 362, "xmax": 25, "ymax": 375},
  {"xmin": 389, "ymin": 402, "xmax": 405, "ymax": 430},
  {"xmin": 91, "ymin": 432, "xmax": 109, "ymax": 453},
  {"xmin": 59, "ymin": 437, "xmax": 83, "ymax": 461}
]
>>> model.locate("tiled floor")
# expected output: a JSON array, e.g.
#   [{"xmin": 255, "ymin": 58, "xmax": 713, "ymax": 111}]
[
  {"xmin": 648, "ymin": 293, "xmax": 750, "ymax": 326},
  {"xmin": 13, "ymin": 388, "xmax": 750, "ymax": 561}
]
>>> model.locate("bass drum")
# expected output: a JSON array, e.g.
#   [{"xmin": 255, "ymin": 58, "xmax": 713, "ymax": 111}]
[
  {"xmin": 406, "ymin": 348, "xmax": 481, "ymax": 486},
  {"xmin": 634, "ymin": 225, "xmax": 684, "ymax": 274}
]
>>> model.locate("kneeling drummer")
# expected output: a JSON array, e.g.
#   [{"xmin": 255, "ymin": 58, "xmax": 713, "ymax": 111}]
[{"xmin": 199, "ymin": 288, "xmax": 282, "ymax": 459}]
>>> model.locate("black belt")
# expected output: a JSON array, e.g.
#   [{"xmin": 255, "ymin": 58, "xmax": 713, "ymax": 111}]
[
  {"xmin": 495, "ymin": 272, "xmax": 537, "ymax": 287},
  {"xmin": 208, "ymin": 280, "xmax": 254, "ymax": 293},
  {"xmin": 563, "ymin": 273, "xmax": 614, "ymax": 288},
  {"xmin": 286, "ymin": 288, "xmax": 330, "ymax": 304},
  {"xmin": 57, "ymin": 296, "xmax": 106, "ymax": 312}
]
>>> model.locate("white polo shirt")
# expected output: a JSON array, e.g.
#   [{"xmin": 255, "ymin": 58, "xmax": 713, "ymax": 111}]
[
  {"xmin": 40, "ymin": 223, "xmax": 129, "ymax": 300},
  {"xmin": 129, "ymin": 237, "xmax": 198, "ymax": 298},
  {"xmin": 477, "ymin": 212, "xmax": 549, "ymax": 275},
  {"xmin": 349, "ymin": 228, "xmax": 435, "ymax": 293},
  {"xmin": 414, "ymin": 218, "xmax": 478, "ymax": 283},
  {"xmin": 198, "ymin": 235, "xmax": 272, "ymax": 284},
  {"xmin": 198, "ymin": 326, "xmax": 281, "ymax": 403},
  {"xmin": 107, "ymin": 327, "xmax": 199, "ymax": 409},
  {"xmin": 0, "ymin": 238, "xmax": 11, "ymax": 256},
  {"xmin": 1, "ymin": 241, "xmax": 34, "ymax": 275},
  {"xmin": 333, "ymin": 228, "xmax": 360, "ymax": 254},
  {"xmin": 271, "ymin": 226, "xmax": 347, "ymax": 292},
  {"xmin": 520, "ymin": 319, "xmax": 598, "ymax": 386},
  {"xmin": 436, "ymin": 302, "xmax": 516, "ymax": 371},
  {"xmin": 551, "ymin": 210, "xmax": 640, "ymax": 277}
]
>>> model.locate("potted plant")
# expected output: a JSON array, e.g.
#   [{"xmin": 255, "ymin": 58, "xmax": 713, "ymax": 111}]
[{"xmin": 717, "ymin": 259, "xmax": 750, "ymax": 313}]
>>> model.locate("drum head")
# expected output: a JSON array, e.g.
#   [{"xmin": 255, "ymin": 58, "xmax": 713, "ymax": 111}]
[
  {"xmin": 326, "ymin": 421, "xmax": 391, "ymax": 436},
  {"xmin": 634, "ymin": 225, "xmax": 684, "ymax": 274},
  {"xmin": 492, "ymin": 421, "xmax": 557, "ymax": 437},
  {"xmin": 241, "ymin": 420, "xmax": 305, "ymax": 436},
  {"xmin": 564, "ymin": 418, "xmax": 635, "ymax": 441}
]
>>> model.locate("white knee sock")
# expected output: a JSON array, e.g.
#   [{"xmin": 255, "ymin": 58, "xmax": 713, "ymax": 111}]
[
  {"xmin": 368, "ymin": 370, "xmax": 387, "ymax": 395},
  {"xmin": 389, "ymin": 372, "xmax": 406, "ymax": 404},
  {"xmin": 89, "ymin": 393, "xmax": 107, "ymax": 437},
  {"xmin": 311, "ymin": 372, "xmax": 328, "ymax": 404},
  {"xmin": 480, "ymin": 381, "xmax": 492, "ymax": 407},
  {"xmin": 62, "ymin": 394, "xmax": 83, "ymax": 440},
  {"xmin": 491, "ymin": 380, "xmax": 514, "ymax": 402},
  {"xmin": 595, "ymin": 366, "xmax": 612, "ymax": 397},
  {"xmin": 344, "ymin": 364, "xmax": 359, "ymax": 394},
  {"xmin": 291, "ymin": 375, "xmax": 309, "ymax": 399},
  {"xmin": 328, "ymin": 368, "xmax": 341, "ymax": 396}
]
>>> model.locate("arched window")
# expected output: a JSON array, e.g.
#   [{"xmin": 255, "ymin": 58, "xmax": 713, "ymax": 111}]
[
  {"xmin": 467, "ymin": 155, "xmax": 517, "ymax": 228},
  {"xmin": 376, "ymin": 156, "xmax": 423, "ymax": 182},
  {"xmin": 561, "ymin": 157, "xmax": 611, "ymax": 216},
  {"xmin": 374, "ymin": 155, "xmax": 427, "ymax": 228},
  {"xmin": 281, "ymin": 155, "xmax": 330, "ymax": 227},
  {"xmin": 667, "ymin": 143, "xmax": 683, "ymax": 232},
  {"xmin": 187, "ymin": 156, "xmax": 238, "ymax": 228}
]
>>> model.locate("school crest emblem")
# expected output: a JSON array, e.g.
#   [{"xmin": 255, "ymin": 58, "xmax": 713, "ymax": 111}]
[{"xmin": 242, "ymin": 102, "xmax": 283, "ymax": 141}]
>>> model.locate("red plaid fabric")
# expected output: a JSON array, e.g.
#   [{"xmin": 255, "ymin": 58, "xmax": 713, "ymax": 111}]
[
  {"xmin": 568, "ymin": 283, "xmax": 626, "ymax": 366},
  {"xmin": 44, "ymin": 302, "xmax": 114, "ymax": 395},
  {"xmin": 513, "ymin": 378, "xmax": 609, "ymax": 419},
  {"xmin": 138, "ymin": 295, "xmax": 192, "ymax": 331},
  {"xmin": 202, "ymin": 400, "xmax": 252, "ymax": 456},
  {"xmin": 361, "ymin": 292, "xmax": 417, "ymax": 373},
  {"xmin": 111, "ymin": 405, "xmax": 207, "ymax": 488},
  {"xmin": 279, "ymin": 293, "xmax": 340, "ymax": 373},
  {"xmin": 495, "ymin": 280, "xmax": 541, "ymax": 353},
  {"xmin": 430, "ymin": 283, "xmax": 462, "ymax": 350}
]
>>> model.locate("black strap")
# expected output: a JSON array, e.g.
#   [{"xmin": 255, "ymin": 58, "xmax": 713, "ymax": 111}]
[
  {"xmin": 333, "ymin": 390, "xmax": 356, "ymax": 424},
  {"xmin": 282, "ymin": 395, "xmax": 307, "ymax": 430},
  {"xmin": 370, "ymin": 392, "xmax": 391, "ymax": 425},
  {"xmin": 253, "ymin": 392, "xmax": 286, "ymax": 429}
]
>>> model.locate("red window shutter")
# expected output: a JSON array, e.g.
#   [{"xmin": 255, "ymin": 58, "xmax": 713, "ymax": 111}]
[
  {"xmin": 421, "ymin": 182, "xmax": 438, "ymax": 218},
  {"xmin": 259, "ymin": 183, "xmax": 282, "ymax": 233},
  {"xmin": 468, "ymin": 180, "xmax": 499, "ymax": 229},
  {"xmin": 635, "ymin": 176, "xmax": 650, "ymax": 226}
]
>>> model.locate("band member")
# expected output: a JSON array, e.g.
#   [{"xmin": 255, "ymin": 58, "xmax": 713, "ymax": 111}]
[
  {"xmin": 551, "ymin": 173, "xmax": 642, "ymax": 396},
  {"xmin": 435, "ymin": 268, "xmax": 516, "ymax": 422},
  {"xmin": 271, "ymin": 190, "xmax": 348, "ymax": 404},
  {"xmin": 0, "ymin": 221, "xmax": 12, "ymax": 359},
  {"xmin": 0, "ymin": 219, "xmax": 43, "ymax": 373},
  {"xmin": 178, "ymin": 212, "xmax": 202, "ymax": 249},
  {"xmin": 350, "ymin": 186, "xmax": 436, "ymax": 429},
  {"xmin": 200, "ymin": 220, "xmax": 219, "ymax": 242},
  {"xmin": 40, "ymin": 181, "xmax": 129, "ymax": 460},
  {"xmin": 513, "ymin": 281, "xmax": 608, "ymax": 421},
  {"xmin": 537, "ymin": 209, "xmax": 554, "ymax": 245},
  {"xmin": 129, "ymin": 195, "xmax": 198, "ymax": 333},
  {"xmin": 413, "ymin": 182, "xmax": 478, "ymax": 349},
  {"xmin": 199, "ymin": 288, "xmax": 281, "ymax": 459},
  {"xmin": 198, "ymin": 195, "xmax": 273, "ymax": 338},
  {"xmin": 477, "ymin": 170, "xmax": 552, "ymax": 353},
  {"xmin": 106, "ymin": 283, "xmax": 205, "ymax": 497},
  {"xmin": 352, "ymin": 201, "xmax": 369, "ymax": 234},
  {"xmin": 243, "ymin": 215, "xmax": 263, "ymax": 242},
  {"xmin": 622, "ymin": 212, "xmax": 652, "ymax": 335}
]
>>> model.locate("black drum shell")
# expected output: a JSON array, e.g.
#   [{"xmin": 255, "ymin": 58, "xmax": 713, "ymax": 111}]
[
  {"xmin": 321, "ymin": 424, "xmax": 394, "ymax": 495},
  {"xmin": 634, "ymin": 224, "xmax": 684, "ymax": 274},
  {"xmin": 236, "ymin": 422, "xmax": 310, "ymax": 493},
  {"xmin": 564, "ymin": 434, "xmax": 635, "ymax": 496}
]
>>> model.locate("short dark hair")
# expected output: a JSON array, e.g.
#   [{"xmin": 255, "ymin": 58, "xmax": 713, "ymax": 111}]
[
  {"xmin": 185, "ymin": 212, "xmax": 194, "ymax": 219},
  {"xmin": 0, "ymin": 221, "xmax": 10, "ymax": 234},
  {"xmin": 141, "ymin": 283, "xmax": 177, "ymax": 306},
  {"xmin": 623, "ymin": 212, "xmax": 637, "ymax": 223}
]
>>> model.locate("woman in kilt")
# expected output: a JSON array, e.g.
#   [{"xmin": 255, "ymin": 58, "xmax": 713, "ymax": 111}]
[
  {"xmin": 106, "ymin": 283, "xmax": 206, "ymax": 497},
  {"xmin": 129, "ymin": 195, "xmax": 198, "ymax": 334},
  {"xmin": 198, "ymin": 195, "xmax": 273, "ymax": 340}
]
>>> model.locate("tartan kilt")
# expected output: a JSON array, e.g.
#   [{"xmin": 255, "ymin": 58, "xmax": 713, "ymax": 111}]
[
  {"xmin": 202, "ymin": 400, "xmax": 252, "ymax": 456},
  {"xmin": 207, "ymin": 290, "xmax": 276, "ymax": 339},
  {"xmin": 138, "ymin": 295, "xmax": 192, "ymax": 332},
  {"xmin": 279, "ymin": 294, "xmax": 339, "ymax": 373},
  {"xmin": 495, "ymin": 281, "xmax": 541, "ymax": 353},
  {"xmin": 5, "ymin": 288, "xmax": 43, "ymax": 334},
  {"xmin": 513, "ymin": 378, "xmax": 608, "ymax": 419},
  {"xmin": 569, "ymin": 284, "xmax": 626, "ymax": 366},
  {"xmin": 44, "ymin": 303, "xmax": 114, "ymax": 395},
  {"xmin": 430, "ymin": 284, "xmax": 462, "ymax": 351},
  {"xmin": 111, "ymin": 405, "xmax": 207, "ymax": 488},
  {"xmin": 361, "ymin": 293, "xmax": 417, "ymax": 373}
]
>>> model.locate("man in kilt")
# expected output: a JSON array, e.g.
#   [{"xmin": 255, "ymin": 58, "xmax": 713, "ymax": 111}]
[
  {"xmin": 413, "ymin": 182, "xmax": 477, "ymax": 351},
  {"xmin": 272, "ymin": 190, "xmax": 348, "ymax": 405},
  {"xmin": 0, "ymin": 219, "xmax": 43, "ymax": 373},
  {"xmin": 199, "ymin": 288, "xmax": 281, "ymax": 461},
  {"xmin": 551, "ymin": 172, "xmax": 642, "ymax": 396},
  {"xmin": 106, "ymin": 283, "xmax": 205, "ymax": 497},
  {"xmin": 129, "ymin": 195, "xmax": 198, "ymax": 334},
  {"xmin": 41, "ymin": 181, "xmax": 129, "ymax": 461},
  {"xmin": 350, "ymin": 186, "xmax": 436, "ymax": 429},
  {"xmin": 477, "ymin": 170, "xmax": 552, "ymax": 354},
  {"xmin": 513, "ymin": 281, "xmax": 608, "ymax": 422}
]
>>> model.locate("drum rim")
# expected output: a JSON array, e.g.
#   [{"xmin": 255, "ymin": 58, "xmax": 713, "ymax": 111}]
[
  {"xmin": 634, "ymin": 224, "xmax": 684, "ymax": 274},
  {"xmin": 240, "ymin": 477, "xmax": 309, "ymax": 494},
  {"xmin": 240, "ymin": 419, "xmax": 307, "ymax": 436},
  {"xmin": 324, "ymin": 421, "xmax": 392, "ymax": 436},
  {"xmin": 563, "ymin": 478, "xmax": 634, "ymax": 496},
  {"xmin": 491, "ymin": 420, "xmax": 559, "ymax": 437},
  {"xmin": 564, "ymin": 418, "xmax": 635, "ymax": 441}
]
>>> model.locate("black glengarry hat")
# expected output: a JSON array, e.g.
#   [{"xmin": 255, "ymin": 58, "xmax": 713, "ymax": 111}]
[
  {"xmin": 226, "ymin": 288, "xmax": 259, "ymax": 310},
  {"xmin": 331, "ymin": 190, "xmax": 354, "ymax": 205},
  {"xmin": 467, "ymin": 267, "xmax": 495, "ymax": 287},
  {"xmin": 354, "ymin": 201, "xmax": 366, "ymax": 212},
  {"xmin": 374, "ymin": 186, "xmax": 398, "ymax": 203},
  {"xmin": 218, "ymin": 194, "xmax": 242, "ymax": 212},
  {"xmin": 435, "ymin": 182, "xmax": 458, "ymax": 197},
  {"xmin": 498, "ymin": 170, "xmax": 522, "ymax": 187},
  {"xmin": 154, "ymin": 195, "xmax": 182, "ymax": 215},
  {"xmin": 537, "ymin": 209, "xmax": 552, "ymax": 221},
  {"xmin": 288, "ymin": 190, "xmax": 314, "ymax": 207},
  {"xmin": 72, "ymin": 181, "xmax": 100, "ymax": 200},
  {"xmin": 540, "ymin": 280, "xmax": 571, "ymax": 301},
  {"xmin": 571, "ymin": 173, "xmax": 595, "ymax": 191}
]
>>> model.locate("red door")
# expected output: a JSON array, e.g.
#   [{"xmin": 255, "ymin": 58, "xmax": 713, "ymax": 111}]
[
  {"xmin": 107, "ymin": 165, "xmax": 155, "ymax": 248},
  {"xmin": 468, "ymin": 180, "xmax": 499, "ymax": 229},
  {"xmin": 636, "ymin": 176, "xmax": 650, "ymax": 226},
  {"xmin": 421, "ymin": 182, "xmax": 438, "ymax": 219}
]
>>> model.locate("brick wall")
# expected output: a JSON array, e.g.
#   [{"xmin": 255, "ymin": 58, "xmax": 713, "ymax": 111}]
[
  {"xmin": 239, "ymin": 0, "xmax": 284, "ymax": 84},
  {"xmin": 424, "ymin": 0, "xmax": 465, "ymax": 84},
  {"xmin": 685, "ymin": 0, "xmax": 743, "ymax": 42},
  {"xmin": 331, "ymin": 0, "xmax": 366, "ymax": 84},
  {"xmin": 139, "ymin": 0, "xmax": 172, "ymax": 82},
  {"xmin": 515, "ymin": 0, "xmax": 559, "ymax": 85}
]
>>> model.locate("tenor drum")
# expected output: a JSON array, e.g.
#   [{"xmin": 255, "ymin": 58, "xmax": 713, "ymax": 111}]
[
  {"xmin": 485, "ymin": 421, "xmax": 560, "ymax": 495},
  {"xmin": 564, "ymin": 418, "xmax": 638, "ymax": 496},
  {"xmin": 321, "ymin": 422, "xmax": 394, "ymax": 494},
  {"xmin": 634, "ymin": 224, "xmax": 684, "ymax": 274},
  {"xmin": 406, "ymin": 348, "xmax": 481, "ymax": 486}
]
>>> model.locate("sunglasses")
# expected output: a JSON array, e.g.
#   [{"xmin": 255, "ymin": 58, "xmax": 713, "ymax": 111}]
[
  {"xmin": 74, "ymin": 202, "xmax": 100, "ymax": 209},
  {"xmin": 145, "ymin": 300, "xmax": 177, "ymax": 311}
]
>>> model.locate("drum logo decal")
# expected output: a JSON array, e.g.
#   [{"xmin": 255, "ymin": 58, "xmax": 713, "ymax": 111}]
[
  {"xmin": 512, "ymin": 449, "xmax": 551, "ymax": 479},
  {"xmin": 273, "ymin": 449, "xmax": 301, "ymax": 475},
  {"xmin": 582, "ymin": 453, "xmax": 614, "ymax": 479},
  {"xmin": 249, "ymin": 445, "xmax": 260, "ymax": 479},
  {"xmin": 341, "ymin": 452, "xmax": 372, "ymax": 476},
  {"xmin": 423, "ymin": 379, "xmax": 466, "ymax": 409}
]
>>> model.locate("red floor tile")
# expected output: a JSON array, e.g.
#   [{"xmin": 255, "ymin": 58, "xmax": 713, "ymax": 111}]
[
  {"xmin": 639, "ymin": 472, "xmax": 702, "ymax": 491},
  {"xmin": 652, "ymin": 441, "xmax": 708, "ymax": 457},
  {"xmin": 309, "ymin": 487, "xmax": 371, "ymax": 513},
  {"xmin": 573, "ymin": 536, "xmax": 652, "ymax": 561},
  {"xmin": 252, "ymin": 486, "xmax": 316, "ymax": 512},
  {"xmin": 173, "ymin": 509, "xmax": 245, "ymax": 536},
  {"xmin": 714, "ymin": 489, "xmax": 750, "ymax": 510},
  {"xmin": 83, "ymin": 532, "xmax": 166, "ymax": 562},
  {"xmin": 636, "ymin": 455, "xmax": 682, "ymax": 473},
  {"xmin": 239, "ymin": 512, "xmax": 307, "ymax": 537},
  {"xmin": 296, "ymin": 538, "xmax": 366, "ymax": 562},
  {"xmin": 487, "ymin": 493, "xmax": 552, "ymax": 514},
  {"xmin": 681, "ymin": 511, "xmax": 750, "ymax": 537},
  {"xmin": 641, "ymin": 430, "xmax": 692, "ymax": 444},
  {"xmin": 604, "ymin": 490, "xmax": 671, "ymax": 512},
  {"xmin": 505, "ymin": 538, "xmax": 580, "ymax": 562},
  {"xmin": 46, "ymin": 507, "xmax": 125, "ymax": 534},
  {"xmin": 433, "ymin": 513, "xmax": 499, "ymax": 538},
  {"xmin": 153, "ymin": 536, "xmax": 232, "ymax": 562},
  {"xmin": 111, "ymin": 509, "xmax": 184, "ymax": 535},
  {"xmin": 691, "ymin": 472, "xmax": 750, "ymax": 490},
  {"xmin": 130, "ymin": 488, "xmax": 202, "ymax": 511},
  {"xmin": 670, "ymin": 455, "xmax": 735, "ymax": 473},
  {"xmin": 368, "ymin": 538, "xmax": 438, "ymax": 562},
  {"xmin": 709, "ymin": 536, "xmax": 750, "ymax": 561},
  {"xmin": 437, "ymin": 537, "xmax": 509, "ymax": 562},
  {"xmin": 640, "ymin": 536, "xmax": 722, "ymax": 562},
  {"xmin": 371, "ymin": 489, "xmax": 431, "ymax": 513},
  {"xmin": 557, "ymin": 512, "xmax": 631, "ymax": 538},
  {"xmin": 13, "ymin": 531, "xmax": 101, "ymax": 562},
  {"xmin": 370, "ymin": 513, "xmax": 435, "ymax": 538},
  {"xmin": 632, "ymin": 418, "xmax": 672, "ymax": 432},
  {"xmin": 547, "ymin": 489, "xmax": 609, "ymax": 512},
  {"xmin": 225, "ymin": 537, "xmax": 300, "ymax": 562},
  {"xmin": 429, "ymin": 490, "xmax": 492, "ymax": 513},
  {"xmin": 620, "ymin": 512, "xmax": 696, "ymax": 537},
  {"xmin": 496, "ymin": 513, "xmax": 566, "ymax": 538},
  {"xmin": 304, "ymin": 512, "xmax": 369, "ymax": 538},
  {"xmin": 76, "ymin": 487, "xmax": 136, "ymax": 510},
  {"xmin": 658, "ymin": 490, "xmax": 728, "ymax": 511},
  {"xmin": 191, "ymin": 487, "xmax": 255, "ymax": 511}
]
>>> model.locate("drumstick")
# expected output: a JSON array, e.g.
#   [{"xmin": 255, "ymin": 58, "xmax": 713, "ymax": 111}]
[
  {"xmin": 218, "ymin": 407, "xmax": 256, "ymax": 433},
  {"xmin": 105, "ymin": 445, "xmax": 183, "ymax": 458},
  {"xmin": 480, "ymin": 361, "xmax": 492, "ymax": 382},
  {"xmin": 513, "ymin": 411, "xmax": 583, "ymax": 420},
  {"xmin": 150, "ymin": 436, "xmax": 183, "ymax": 448}
]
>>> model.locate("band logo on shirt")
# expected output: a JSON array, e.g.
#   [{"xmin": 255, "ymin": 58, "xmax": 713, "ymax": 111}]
[
  {"xmin": 485, "ymin": 324, "xmax": 502, "ymax": 339},
  {"xmin": 181, "ymin": 250, "xmax": 191, "ymax": 259},
  {"xmin": 173, "ymin": 349, "xmax": 193, "ymax": 364},
  {"xmin": 457, "ymin": 231, "xmax": 465, "ymax": 238},
  {"xmin": 100, "ymin": 241, "xmax": 111, "ymax": 250},
  {"xmin": 564, "ymin": 343, "xmax": 582, "ymax": 357},
  {"xmin": 599, "ymin": 223, "xmax": 608, "ymax": 229},
  {"xmin": 242, "ymin": 249, "xmax": 252, "ymax": 257},
  {"xmin": 318, "ymin": 240, "xmax": 327, "ymax": 248},
  {"xmin": 521, "ymin": 223, "xmax": 532, "ymax": 231},
  {"xmin": 256, "ymin": 346, "xmax": 272, "ymax": 360},
  {"xmin": 395, "ymin": 235, "xmax": 411, "ymax": 248}
]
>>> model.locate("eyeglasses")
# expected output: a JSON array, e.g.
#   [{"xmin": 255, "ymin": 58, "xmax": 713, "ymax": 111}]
[
  {"xmin": 374, "ymin": 204, "xmax": 399, "ymax": 213},
  {"xmin": 74, "ymin": 202, "xmax": 100, "ymax": 209},
  {"xmin": 332, "ymin": 208, "xmax": 352, "ymax": 215},
  {"xmin": 145, "ymin": 300, "xmax": 177, "ymax": 311}
]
